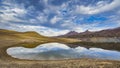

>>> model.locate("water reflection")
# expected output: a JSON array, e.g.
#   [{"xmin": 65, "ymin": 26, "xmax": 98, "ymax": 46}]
[{"xmin": 7, "ymin": 43, "xmax": 120, "ymax": 60}]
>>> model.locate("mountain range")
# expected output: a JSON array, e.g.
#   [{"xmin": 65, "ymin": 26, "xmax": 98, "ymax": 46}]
[{"xmin": 58, "ymin": 27, "xmax": 120, "ymax": 38}]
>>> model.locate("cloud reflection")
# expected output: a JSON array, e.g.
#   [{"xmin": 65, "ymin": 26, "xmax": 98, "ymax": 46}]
[{"xmin": 7, "ymin": 43, "xmax": 120, "ymax": 60}]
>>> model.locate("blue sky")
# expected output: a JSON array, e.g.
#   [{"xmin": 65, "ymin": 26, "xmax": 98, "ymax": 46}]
[{"xmin": 0, "ymin": 0, "xmax": 120, "ymax": 36}]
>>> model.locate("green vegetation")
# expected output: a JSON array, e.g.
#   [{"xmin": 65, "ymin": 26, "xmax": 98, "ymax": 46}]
[{"xmin": 14, "ymin": 42, "xmax": 42, "ymax": 48}]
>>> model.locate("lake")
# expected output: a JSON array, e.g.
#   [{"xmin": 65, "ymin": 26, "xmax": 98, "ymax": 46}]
[{"xmin": 7, "ymin": 43, "xmax": 120, "ymax": 60}]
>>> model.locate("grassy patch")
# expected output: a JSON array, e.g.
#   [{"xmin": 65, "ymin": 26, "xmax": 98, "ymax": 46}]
[{"xmin": 16, "ymin": 42, "xmax": 41, "ymax": 48}]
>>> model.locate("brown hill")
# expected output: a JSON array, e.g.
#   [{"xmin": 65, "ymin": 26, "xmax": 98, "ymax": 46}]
[{"xmin": 58, "ymin": 27, "xmax": 120, "ymax": 38}]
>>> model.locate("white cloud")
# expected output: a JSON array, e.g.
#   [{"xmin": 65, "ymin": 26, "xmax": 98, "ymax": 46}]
[
  {"xmin": 50, "ymin": 16, "xmax": 62, "ymax": 24},
  {"xmin": 36, "ymin": 13, "xmax": 47, "ymax": 23},
  {"xmin": 0, "ymin": 13, "xmax": 25, "ymax": 23},
  {"xmin": 0, "ymin": 0, "xmax": 27, "ymax": 23},
  {"xmin": 0, "ymin": 23, "xmax": 69, "ymax": 36},
  {"xmin": 76, "ymin": 0, "xmax": 120, "ymax": 14},
  {"xmin": 89, "ymin": 26, "xmax": 116, "ymax": 32},
  {"xmin": 106, "ymin": 14, "xmax": 120, "ymax": 27},
  {"xmin": 38, "ymin": 28, "xmax": 69, "ymax": 36},
  {"xmin": 0, "ymin": 0, "xmax": 68, "ymax": 37},
  {"xmin": 11, "ymin": 8, "xmax": 26, "ymax": 14},
  {"xmin": 61, "ymin": 20, "xmax": 78, "ymax": 30},
  {"xmin": 1, "ymin": 0, "xmax": 120, "ymax": 36},
  {"xmin": 61, "ymin": 19, "xmax": 101, "ymax": 32}
]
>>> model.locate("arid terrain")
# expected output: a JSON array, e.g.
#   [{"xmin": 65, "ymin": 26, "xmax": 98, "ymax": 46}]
[{"xmin": 0, "ymin": 29, "xmax": 120, "ymax": 68}]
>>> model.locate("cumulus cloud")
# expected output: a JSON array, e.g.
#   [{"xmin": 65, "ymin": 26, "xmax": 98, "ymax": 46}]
[
  {"xmin": 0, "ymin": 23, "xmax": 69, "ymax": 36},
  {"xmin": 50, "ymin": 16, "xmax": 62, "ymax": 24},
  {"xmin": 39, "ymin": 28, "xmax": 69, "ymax": 36},
  {"xmin": 76, "ymin": 0, "xmax": 120, "ymax": 14},
  {"xmin": 0, "ymin": 0, "xmax": 27, "ymax": 23},
  {"xmin": 36, "ymin": 13, "xmax": 48, "ymax": 23},
  {"xmin": 0, "ymin": 0, "xmax": 120, "ymax": 36}
]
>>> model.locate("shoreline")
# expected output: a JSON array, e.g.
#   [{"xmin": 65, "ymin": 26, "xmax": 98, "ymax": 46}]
[{"xmin": 0, "ymin": 40, "xmax": 120, "ymax": 68}]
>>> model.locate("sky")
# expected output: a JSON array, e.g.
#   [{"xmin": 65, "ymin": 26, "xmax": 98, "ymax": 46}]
[{"xmin": 0, "ymin": 0, "xmax": 120, "ymax": 36}]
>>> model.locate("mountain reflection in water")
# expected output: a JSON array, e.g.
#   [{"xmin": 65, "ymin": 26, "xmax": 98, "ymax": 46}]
[{"xmin": 7, "ymin": 43, "xmax": 120, "ymax": 60}]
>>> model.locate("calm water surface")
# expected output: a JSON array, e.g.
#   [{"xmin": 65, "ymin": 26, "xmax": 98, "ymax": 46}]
[{"xmin": 7, "ymin": 43, "xmax": 120, "ymax": 60}]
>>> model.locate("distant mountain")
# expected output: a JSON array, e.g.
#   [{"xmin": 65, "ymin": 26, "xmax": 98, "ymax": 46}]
[
  {"xmin": 58, "ymin": 27, "xmax": 120, "ymax": 38},
  {"xmin": 67, "ymin": 31, "xmax": 78, "ymax": 35},
  {"xmin": 79, "ymin": 30, "xmax": 92, "ymax": 35},
  {"xmin": 64, "ymin": 31, "xmax": 79, "ymax": 36}
]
